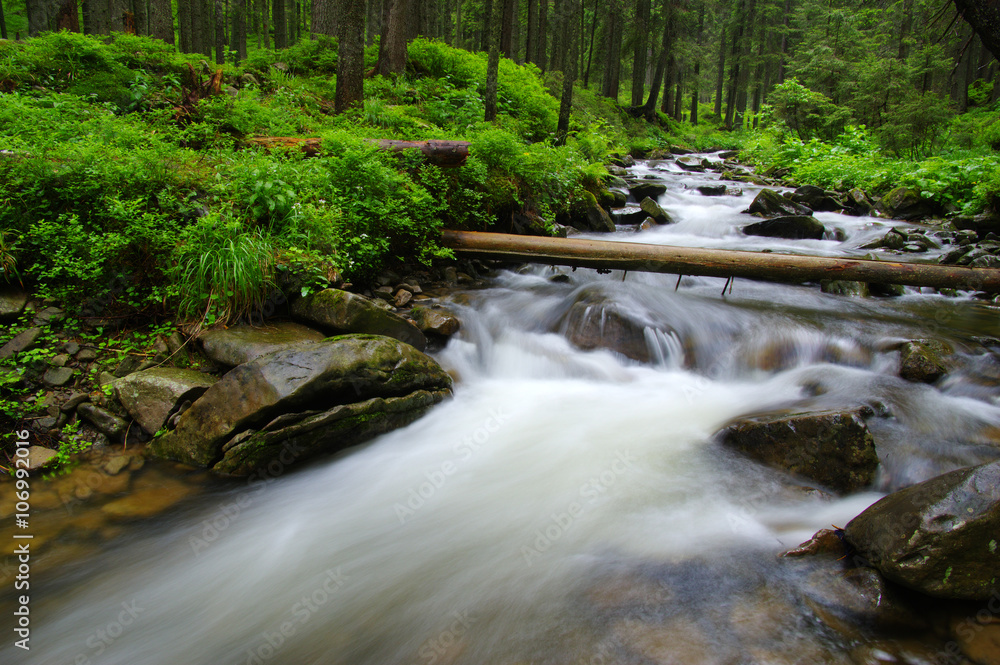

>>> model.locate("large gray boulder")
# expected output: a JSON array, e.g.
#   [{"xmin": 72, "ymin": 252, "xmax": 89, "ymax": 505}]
[
  {"xmin": 148, "ymin": 335, "xmax": 452, "ymax": 474},
  {"xmin": 199, "ymin": 322, "xmax": 326, "ymax": 367},
  {"xmin": 748, "ymin": 189, "xmax": 814, "ymax": 217},
  {"xmin": 113, "ymin": 367, "xmax": 218, "ymax": 435},
  {"xmin": 877, "ymin": 187, "xmax": 938, "ymax": 221},
  {"xmin": 0, "ymin": 288, "xmax": 28, "ymax": 323},
  {"xmin": 845, "ymin": 460, "xmax": 1000, "ymax": 600},
  {"xmin": 292, "ymin": 288, "xmax": 426, "ymax": 351},
  {"xmin": 744, "ymin": 216, "xmax": 826, "ymax": 240},
  {"xmin": 717, "ymin": 409, "xmax": 879, "ymax": 493}
]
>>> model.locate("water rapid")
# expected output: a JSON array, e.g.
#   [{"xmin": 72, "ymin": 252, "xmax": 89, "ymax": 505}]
[{"xmin": 4, "ymin": 155, "xmax": 1000, "ymax": 665}]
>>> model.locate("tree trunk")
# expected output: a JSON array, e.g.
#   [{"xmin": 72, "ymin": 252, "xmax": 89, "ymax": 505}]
[
  {"xmin": 550, "ymin": 0, "xmax": 563, "ymax": 71},
  {"xmin": 273, "ymin": 0, "xmax": 287, "ymax": 48},
  {"xmin": 556, "ymin": 0, "xmax": 579, "ymax": 145},
  {"xmin": 87, "ymin": 0, "xmax": 111, "ymax": 34},
  {"xmin": 455, "ymin": 0, "xmax": 462, "ymax": 47},
  {"xmin": 714, "ymin": 17, "xmax": 726, "ymax": 118},
  {"xmin": 583, "ymin": 0, "xmax": 597, "ymax": 86},
  {"xmin": 312, "ymin": 0, "xmax": 336, "ymax": 36},
  {"xmin": 631, "ymin": 0, "xmax": 650, "ymax": 106},
  {"xmin": 724, "ymin": 0, "xmax": 746, "ymax": 128},
  {"xmin": 600, "ymin": 0, "xmax": 623, "ymax": 100},
  {"xmin": 537, "ymin": 0, "xmax": 548, "ymax": 70},
  {"xmin": 215, "ymin": 0, "xmax": 226, "ymax": 64},
  {"xmin": 662, "ymin": 54, "xmax": 675, "ymax": 114},
  {"xmin": 778, "ymin": 0, "xmax": 790, "ymax": 82},
  {"xmin": 149, "ymin": 0, "xmax": 174, "ymax": 43},
  {"xmin": 690, "ymin": 1, "xmax": 703, "ymax": 125},
  {"xmin": 640, "ymin": 0, "xmax": 671, "ymax": 119},
  {"xmin": 335, "ymin": 0, "xmax": 366, "ymax": 112},
  {"xmin": 952, "ymin": 0, "xmax": 1000, "ymax": 61},
  {"xmin": 485, "ymin": 0, "xmax": 504, "ymax": 121},
  {"xmin": 230, "ymin": 0, "xmax": 246, "ymax": 60},
  {"xmin": 500, "ymin": 0, "xmax": 515, "ymax": 58},
  {"xmin": 441, "ymin": 231, "xmax": 1000, "ymax": 293},
  {"xmin": 377, "ymin": 0, "xmax": 411, "ymax": 76},
  {"xmin": 0, "ymin": 0, "xmax": 7, "ymax": 39},
  {"xmin": 526, "ymin": 0, "xmax": 537, "ymax": 63}
]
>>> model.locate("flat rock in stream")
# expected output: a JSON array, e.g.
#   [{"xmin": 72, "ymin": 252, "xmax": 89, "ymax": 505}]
[
  {"xmin": 717, "ymin": 409, "xmax": 878, "ymax": 494},
  {"xmin": 744, "ymin": 215, "xmax": 826, "ymax": 240},
  {"xmin": 845, "ymin": 460, "xmax": 1000, "ymax": 600},
  {"xmin": 292, "ymin": 288, "xmax": 426, "ymax": 351},
  {"xmin": 200, "ymin": 321, "xmax": 326, "ymax": 366},
  {"xmin": 629, "ymin": 182, "xmax": 668, "ymax": 201},
  {"xmin": 148, "ymin": 335, "xmax": 452, "ymax": 474}
]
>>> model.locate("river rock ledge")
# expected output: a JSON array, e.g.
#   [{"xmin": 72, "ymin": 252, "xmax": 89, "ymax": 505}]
[
  {"xmin": 148, "ymin": 334, "xmax": 452, "ymax": 475},
  {"xmin": 845, "ymin": 460, "xmax": 1000, "ymax": 601}
]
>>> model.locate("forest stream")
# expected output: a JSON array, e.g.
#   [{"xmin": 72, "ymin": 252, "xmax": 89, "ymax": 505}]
[{"xmin": 2, "ymin": 153, "xmax": 1000, "ymax": 665}]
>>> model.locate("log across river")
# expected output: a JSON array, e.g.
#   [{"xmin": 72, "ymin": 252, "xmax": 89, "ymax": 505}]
[{"xmin": 442, "ymin": 230, "xmax": 1000, "ymax": 292}]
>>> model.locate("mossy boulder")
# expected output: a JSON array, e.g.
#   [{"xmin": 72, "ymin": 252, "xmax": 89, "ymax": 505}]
[
  {"xmin": 113, "ymin": 367, "xmax": 218, "ymax": 435},
  {"xmin": 897, "ymin": 340, "xmax": 951, "ymax": 384},
  {"xmin": 567, "ymin": 191, "xmax": 616, "ymax": 233},
  {"xmin": 639, "ymin": 196, "xmax": 676, "ymax": 225},
  {"xmin": 292, "ymin": 288, "xmax": 426, "ymax": 351},
  {"xmin": 845, "ymin": 460, "xmax": 1000, "ymax": 600},
  {"xmin": 717, "ymin": 409, "xmax": 879, "ymax": 493},
  {"xmin": 199, "ymin": 321, "xmax": 326, "ymax": 367},
  {"xmin": 148, "ymin": 335, "xmax": 452, "ymax": 474},
  {"xmin": 748, "ymin": 188, "xmax": 814, "ymax": 218},
  {"xmin": 744, "ymin": 216, "xmax": 826, "ymax": 240},
  {"xmin": 877, "ymin": 187, "xmax": 938, "ymax": 221}
]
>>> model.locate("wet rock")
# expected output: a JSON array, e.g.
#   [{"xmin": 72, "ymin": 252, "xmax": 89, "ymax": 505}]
[
  {"xmin": 878, "ymin": 187, "xmax": 938, "ymax": 221},
  {"xmin": 868, "ymin": 282, "xmax": 907, "ymax": 298},
  {"xmin": 899, "ymin": 340, "xmax": 950, "ymax": 384},
  {"xmin": 148, "ymin": 335, "xmax": 452, "ymax": 473},
  {"xmin": 971, "ymin": 254, "xmax": 1000, "ymax": 269},
  {"xmin": 77, "ymin": 403, "xmax": 128, "ymax": 441},
  {"xmin": 26, "ymin": 446, "xmax": 58, "ymax": 471},
  {"xmin": 0, "ymin": 288, "xmax": 28, "ymax": 322},
  {"xmin": 101, "ymin": 477, "xmax": 195, "ymax": 520},
  {"xmin": 801, "ymin": 565, "xmax": 931, "ymax": 633},
  {"xmin": 0, "ymin": 327, "xmax": 42, "ymax": 360},
  {"xmin": 821, "ymin": 280, "xmax": 871, "ymax": 297},
  {"xmin": 60, "ymin": 392, "xmax": 90, "ymax": 412},
  {"xmin": 393, "ymin": 289, "xmax": 413, "ymax": 308},
  {"xmin": 791, "ymin": 185, "xmax": 842, "ymax": 212},
  {"xmin": 636, "ymin": 218, "xmax": 657, "ymax": 233},
  {"xmin": 606, "ymin": 164, "xmax": 628, "ymax": 176},
  {"xmin": 717, "ymin": 409, "xmax": 878, "ymax": 493},
  {"xmin": 781, "ymin": 528, "xmax": 847, "ymax": 558},
  {"xmin": 845, "ymin": 460, "xmax": 1000, "ymax": 600},
  {"xmin": 113, "ymin": 355, "xmax": 144, "ymax": 378},
  {"xmin": 615, "ymin": 617, "xmax": 736, "ymax": 665},
  {"xmin": 292, "ymin": 288, "xmax": 426, "ymax": 351},
  {"xmin": 675, "ymin": 156, "xmax": 708, "ymax": 172},
  {"xmin": 952, "ymin": 212, "xmax": 1000, "ymax": 238},
  {"xmin": 410, "ymin": 306, "xmax": 461, "ymax": 337},
  {"xmin": 744, "ymin": 215, "xmax": 826, "ymax": 240},
  {"xmin": 842, "ymin": 189, "xmax": 875, "ymax": 216},
  {"xmin": 43, "ymin": 366, "xmax": 75, "ymax": 387},
  {"xmin": 103, "ymin": 455, "xmax": 131, "ymax": 475},
  {"xmin": 113, "ymin": 367, "xmax": 218, "ymax": 435},
  {"xmin": 639, "ymin": 196, "xmax": 675, "ymax": 225},
  {"xmin": 568, "ymin": 192, "xmax": 616, "ymax": 232},
  {"xmin": 748, "ymin": 188, "xmax": 814, "ymax": 217},
  {"xmin": 48, "ymin": 353, "xmax": 69, "ymax": 367},
  {"xmin": 696, "ymin": 184, "xmax": 727, "ymax": 196},
  {"xmin": 950, "ymin": 616, "xmax": 1000, "ymax": 665},
  {"xmin": 63, "ymin": 340, "xmax": 81, "ymax": 355},
  {"xmin": 629, "ymin": 182, "xmax": 668, "ymax": 200},
  {"xmin": 613, "ymin": 208, "xmax": 649, "ymax": 225},
  {"xmin": 33, "ymin": 306, "xmax": 64, "ymax": 325},
  {"xmin": 558, "ymin": 292, "xmax": 656, "ymax": 363},
  {"xmin": 199, "ymin": 322, "xmax": 325, "ymax": 367}
]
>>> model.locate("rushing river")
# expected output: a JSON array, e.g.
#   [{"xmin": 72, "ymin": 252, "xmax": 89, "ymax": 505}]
[{"xmin": 4, "ymin": 155, "xmax": 1000, "ymax": 665}]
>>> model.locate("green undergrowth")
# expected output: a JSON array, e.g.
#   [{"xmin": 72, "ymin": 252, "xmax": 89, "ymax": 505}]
[{"xmin": 0, "ymin": 31, "xmax": 719, "ymax": 327}]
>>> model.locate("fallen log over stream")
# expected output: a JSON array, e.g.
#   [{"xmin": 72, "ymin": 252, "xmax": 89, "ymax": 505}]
[
  {"xmin": 441, "ymin": 230, "xmax": 1000, "ymax": 293},
  {"xmin": 244, "ymin": 137, "xmax": 470, "ymax": 166}
]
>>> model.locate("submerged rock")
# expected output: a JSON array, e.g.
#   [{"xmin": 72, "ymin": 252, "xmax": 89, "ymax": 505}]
[
  {"xmin": 744, "ymin": 215, "xmax": 826, "ymax": 240},
  {"xmin": 790, "ymin": 185, "xmax": 842, "ymax": 212},
  {"xmin": 845, "ymin": 460, "xmax": 1000, "ymax": 600},
  {"xmin": 717, "ymin": 409, "xmax": 879, "ymax": 493},
  {"xmin": 200, "ymin": 322, "xmax": 325, "ymax": 367},
  {"xmin": 148, "ymin": 335, "xmax": 452, "ymax": 474},
  {"xmin": 113, "ymin": 367, "xmax": 217, "ymax": 435},
  {"xmin": 557, "ymin": 292, "xmax": 661, "ymax": 363},
  {"xmin": 292, "ymin": 288, "xmax": 426, "ymax": 351}
]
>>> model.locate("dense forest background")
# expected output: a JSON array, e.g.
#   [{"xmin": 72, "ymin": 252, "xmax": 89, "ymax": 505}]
[{"xmin": 6, "ymin": 0, "xmax": 1000, "ymax": 150}]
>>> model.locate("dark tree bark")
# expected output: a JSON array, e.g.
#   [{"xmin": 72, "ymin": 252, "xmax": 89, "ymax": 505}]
[
  {"xmin": 662, "ymin": 54, "xmax": 675, "ymax": 114},
  {"xmin": 230, "ymin": 0, "xmax": 246, "ymax": 60},
  {"xmin": 952, "ymin": 0, "xmax": 1000, "ymax": 61},
  {"xmin": 537, "ymin": 0, "xmax": 548, "ymax": 69},
  {"xmin": 215, "ymin": 0, "xmax": 226, "ymax": 64},
  {"xmin": 485, "ymin": 0, "xmax": 504, "ymax": 121},
  {"xmin": 87, "ymin": 0, "xmax": 111, "ymax": 34},
  {"xmin": 640, "ymin": 0, "xmax": 672, "ymax": 119},
  {"xmin": 631, "ymin": 0, "xmax": 651, "ymax": 106},
  {"xmin": 690, "ymin": 2, "xmax": 704, "ymax": 125},
  {"xmin": 149, "ymin": 0, "xmax": 174, "ymax": 43},
  {"xmin": 600, "ymin": 0, "xmax": 623, "ymax": 100},
  {"xmin": 778, "ymin": 0, "xmax": 790, "ymax": 82},
  {"xmin": 724, "ymin": 0, "xmax": 747, "ymax": 128},
  {"xmin": 714, "ymin": 15, "xmax": 726, "ymax": 117},
  {"xmin": 312, "ymin": 0, "xmax": 336, "ymax": 36},
  {"xmin": 550, "ymin": 0, "xmax": 563, "ymax": 71},
  {"xmin": 500, "ymin": 0, "xmax": 515, "ymax": 58},
  {"xmin": 273, "ymin": 0, "xmax": 287, "ymax": 48},
  {"xmin": 481, "ymin": 0, "xmax": 493, "ymax": 50},
  {"xmin": 335, "ymin": 0, "xmax": 366, "ymax": 112},
  {"xmin": 556, "ymin": 0, "xmax": 579, "ymax": 145},
  {"xmin": 583, "ymin": 0, "xmax": 598, "ymax": 85},
  {"xmin": 0, "ymin": 0, "xmax": 7, "ymax": 39},
  {"xmin": 526, "ymin": 0, "xmax": 538, "ymax": 63},
  {"xmin": 377, "ymin": 0, "xmax": 411, "ymax": 76}
]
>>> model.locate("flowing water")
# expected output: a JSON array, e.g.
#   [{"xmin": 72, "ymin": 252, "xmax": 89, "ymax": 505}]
[{"xmin": 4, "ymin": 156, "xmax": 1000, "ymax": 665}]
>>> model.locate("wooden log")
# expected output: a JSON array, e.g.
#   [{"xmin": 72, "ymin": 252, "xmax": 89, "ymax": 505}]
[
  {"xmin": 243, "ymin": 137, "xmax": 470, "ymax": 166},
  {"xmin": 441, "ymin": 230, "xmax": 1000, "ymax": 293}
]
